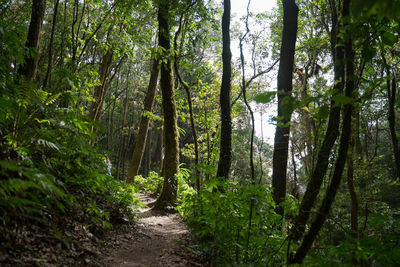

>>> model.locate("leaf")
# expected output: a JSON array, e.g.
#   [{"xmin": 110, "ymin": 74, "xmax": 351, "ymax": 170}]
[
  {"xmin": 332, "ymin": 94, "xmax": 353, "ymax": 104},
  {"xmin": 361, "ymin": 45, "xmax": 376, "ymax": 61},
  {"xmin": 317, "ymin": 105, "xmax": 330, "ymax": 120},
  {"xmin": 253, "ymin": 91, "xmax": 277, "ymax": 104},
  {"xmin": 382, "ymin": 32, "xmax": 398, "ymax": 47},
  {"xmin": 37, "ymin": 138, "xmax": 60, "ymax": 151}
]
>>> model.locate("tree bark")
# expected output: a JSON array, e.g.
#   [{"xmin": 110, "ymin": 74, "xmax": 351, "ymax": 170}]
[
  {"xmin": 42, "ymin": 0, "xmax": 60, "ymax": 89},
  {"xmin": 347, "ymin": 134, "xmax": 358, "ymax": 239},
  {"xmin": 18, "ymin": 0, "xmax": 46, "ymax": 82},
  {"xmin": 289, "ymin": 0, "xmax": 354, "ymax": 262},
  {"xmin": 173, "ymin": 13, "xmax": 201, "ymax": 190},
  {"xmin": 271, "ymin": 0, "xmax": 299, "ymax": 217},
  {"xmin": 290, "ymin": 0, "xmax": 345, "ymax": 240},
  {"xmin": 116, "ymin": 84, "xmax": 129, "ymax": 180},
  {"xmin": 88, "ymin": 48, "xmax": 114, "ymax": 122},
  {"xmin": 154, "ymin": 0, "xmax": 179, "ymax": 209},
  {"xmin": 383, "ymin": 61, "xmax": 400, "ymax": 178},
  {"xmin": 146, "ymin": 126, "xmax": 152, "ymax": 176},
  {"xmin": 127, "ymin": 59, "xmax": 159, "ymax": 182},
  {"xmin": 216, "ymin": 0, "xmax": 232, "ymax": 181}
]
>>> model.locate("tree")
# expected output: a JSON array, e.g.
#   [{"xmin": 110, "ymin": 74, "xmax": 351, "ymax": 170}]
[
  {"xmin": 154, "ymin": 0, "xmax": 179, "ymax": 209},
  {"xmin": 216, "ymin": 0, "xmax": 232, "ymax": 181},
  {"xmin": 18, "ymin": 0, "xmax": 46, "ymax": 81},
  {"xmin": 289, "ymin": 0, "xmax": 356, "ymax": 262},
  {"xmin": 290, "ymin": 0, "xmax": 345, "ymax": 241},
  {"xmin": 127, "ymin": 58, "xmax": 159, "ymax": 182},
  {"xmin": 88, "ymin": 47, "xmax": 114, "ymax": 123},
  {"xmin": 271, "ymin": 0, "xmax": 299, "ymax": 217}
]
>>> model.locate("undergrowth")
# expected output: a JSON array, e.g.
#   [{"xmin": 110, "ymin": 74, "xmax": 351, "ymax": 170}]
[
  {"xmin": 0, "ymin": 83, "xmax": 140, "ymax": 249},
  {"xmin": 134, "ymin": 166, "xmax": 195, "ymax": 203},
  {"xmin": 179, "ymin": 177, "xmax": 287, "ymax": 266}
]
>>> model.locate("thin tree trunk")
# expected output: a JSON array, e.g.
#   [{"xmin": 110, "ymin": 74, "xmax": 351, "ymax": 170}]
[
  {"xmin": 172, "ymin": 5, "xmax": 201, "ymax": 190},
  {"xmin": 216, "ymin": 0, "xmax": 232, "ymax": 181},
  {"xmin": 42, "ymin": 0, "xmax": 60, "ymax": 89},
  {"xmin": 289, "ymin": 0, "xmax": 354, "ymax": 262},
  {"xmin": 127, "ymin": 59, "xmax": 159, "ymax": 182},
  {"xmin": 239, "ymin": 0, "xmax": 255, "ymax": 185},
  {"xmin": 382, "ymin": 58, "xmax": 400, "ymax": 178},
  {"xmin": 88, "ymin": 48, "xmax": 114, "ymax": 122},
  {"xmin": 18, "ymin": 0, "xmax": 46, "ymax": 81},
  {"xmin": 291, "ymin": 143, "xmax": 299, "ymax": 198},
  {"xmin": 290, "ymin": 0, "xmax": 345, "ymax": 241},
  {"xmin": 347, "ymin": 134, "xmax": 358, "ymax": 239},
  {"xmin": 159, "ymin": 128, "xmax": 164, "ymax": 176},
  {"xmin": 271, "ymin": 0, "xmax": 299, "ymax": 217},
  {"xmin": 388, "ymin": 77, "xmax": 400, "ymax": 178},
  {"xmin": 116, "ymin": 85, "xmax": 129, "ymax": 180},
  {"xmin": 107, "ymin": 92, "xmax": 117, "ymax": 152},
  {"xmin": 146, "ymin": 125, "xmax": 152, "ymax": 176},
  {"xmin": 257, "ymin": 111, "xmax": 265, "ymax": 184},
  {"xmin": 154, "ymin": 1, "xmax": 179, "ymax": 209}
]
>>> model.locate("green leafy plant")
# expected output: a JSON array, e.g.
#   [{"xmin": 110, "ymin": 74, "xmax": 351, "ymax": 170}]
[{"xmin": 179, "ymin": 177, "xmax": 285, "ymax": 265}]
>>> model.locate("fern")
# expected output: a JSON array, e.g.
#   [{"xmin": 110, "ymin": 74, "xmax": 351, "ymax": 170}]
[{"xmin": 36, "ymin": 138, "xmax": 60, "ymax": 151}]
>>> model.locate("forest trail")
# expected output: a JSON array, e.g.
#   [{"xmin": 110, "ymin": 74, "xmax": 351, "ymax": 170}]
[{"xmin": 102, "ymin": 193, "xmax": 202, "ymax": 267}]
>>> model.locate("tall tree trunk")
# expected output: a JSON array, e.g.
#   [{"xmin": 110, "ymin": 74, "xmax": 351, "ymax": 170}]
[
  {"xmin": 289, "ymin": 0, "xmax": 354, "ymax": 262},
  {"xmin": 154, "ymin": 1, "xmax": 179, "ymax": 209},
  {"xmin": 347, "ymin": 133, "xmax": 358, "ymax": 239},
  {"xmin": 271, "ymin": 0, "xmax": 299, "ymax": 217},
  {"xmin": 18, "ymin": 0, "xmax": 46, "ymax": 82},
  {"xmin": 382, "ymin": 59, "xmax": 400, "ymax": 178},
  {"xmin": 290, "ymin": 0, "xmax": 345, "ymax": 241},
  {"xmin": 146, "ymin": 125, "xmax": 152, "ymax": 176},
  {"xmin": 388, "ymin": 77, "xmax": 400, "ymax": 178},
  {"xmin": 127, "ymin": 59, "xmax": 159, "ymax": 182},
  {"xmin": 173, "ymin": 5, "xmax": 201, "ymax": 189},
  {"xmin": 107, "ymin": 92, "xmax": 117, "ymax": 152},
  {"xmin": 116, "ymin": 85, "xmax": 129, "ymax": 180},
  {"xmin": 88, "ymin": 48, "xmax": 114, "ymax": 122},
  {"xmin": 159, "ymin": 128, "xmax": 164, "ymax": 175},
  {"xmin": 290, "ymin": 143, "xmax": 299, "ymax": 198},
  {"xmin": 216, "ymin": 0, "xmax": 232, "ymax": 181},
  {"xmin": 42, "ymin": 0, "xmax": 60, "ymax": 89}
]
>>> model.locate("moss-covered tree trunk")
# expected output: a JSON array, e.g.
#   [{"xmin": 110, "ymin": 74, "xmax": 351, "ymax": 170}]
[{"xmin": 154, "ymin": 0, "xmax": 179, "ymax": 209}]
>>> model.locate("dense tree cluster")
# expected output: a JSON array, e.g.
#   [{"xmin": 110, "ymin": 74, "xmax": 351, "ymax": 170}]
[{"xmin": 1, "ymin": 0, "xmax": 399, "ymax": 265}]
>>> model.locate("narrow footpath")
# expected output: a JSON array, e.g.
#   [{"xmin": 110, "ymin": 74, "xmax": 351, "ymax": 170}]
[{"xmin": 101, "ymin": 193, "xmax": 203, "ymax": 267}]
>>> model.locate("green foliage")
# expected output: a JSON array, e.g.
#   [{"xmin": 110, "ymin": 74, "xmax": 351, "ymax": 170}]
[
  {"xmin": 134, "ymin": 171, "xmax": 163, "ymax": 194},
  {"xmin": 0, "ymin": 81, "xmax": 140, "ymax": 238},
  {"xmin": 305, "ymin": 212, "xmax": 400, "ymax": 266},
  {"xmin": 179, "ymin": 178, "xmax": 286, "ymax": 265},
  {"xmin": 134, "ymin": 167, "xmax": 195, "ymax": 202},
  {"xmin": 351, "ymin": 0, "xmax": 400, "ymax": 19},
  {"xmin": 253, "ymin": 91, "xmax": 277, "ymax": 104}
]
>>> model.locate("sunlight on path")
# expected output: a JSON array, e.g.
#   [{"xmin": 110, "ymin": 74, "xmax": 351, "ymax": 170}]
[{"xmin": 103, "ymin": 193, "xmax": 201, "ymax": 267}]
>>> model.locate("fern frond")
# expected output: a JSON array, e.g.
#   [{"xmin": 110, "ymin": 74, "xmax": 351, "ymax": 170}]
[{"xmin": 36, "ymin": 138, "xmax": 60, "ymax": 151}]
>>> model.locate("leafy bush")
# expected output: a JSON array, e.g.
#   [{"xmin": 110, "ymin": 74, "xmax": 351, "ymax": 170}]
[
  {"xmin": 179, "ymin": 178, "xmax": 285, "ymax": 265},
  {"xmin": 304, "ymin": 209, "xmax": 400, "ymax": 266},
  {"xmin": 0, "ymin": 84, "xmax": 140, "ymax": 241},
  {"xmin": 134, "ymin": 167, "xmax": 195, "ymax": 203},
  {"xmin": 134, "ymin": 171, "xmax": 163, "ymax": 194}
]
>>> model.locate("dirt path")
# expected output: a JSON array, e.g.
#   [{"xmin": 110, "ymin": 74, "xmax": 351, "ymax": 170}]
[{"xmin": 102, "ymin": 193, "xmax": 202, "ymax": 267}]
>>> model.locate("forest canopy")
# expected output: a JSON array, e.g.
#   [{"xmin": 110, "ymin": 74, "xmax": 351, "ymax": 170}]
[{"xmin": 0, "ymin": 0, "xmax": 399, "ymax": 265}]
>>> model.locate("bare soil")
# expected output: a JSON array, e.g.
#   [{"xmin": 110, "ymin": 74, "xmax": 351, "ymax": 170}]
[
  {"xmin": 0, "ymin": 193, "xmax": 203, "ymax": 266},
  {"xmin": 101, "ymin": 193, "xmax": 203, "ymax": 267}
]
